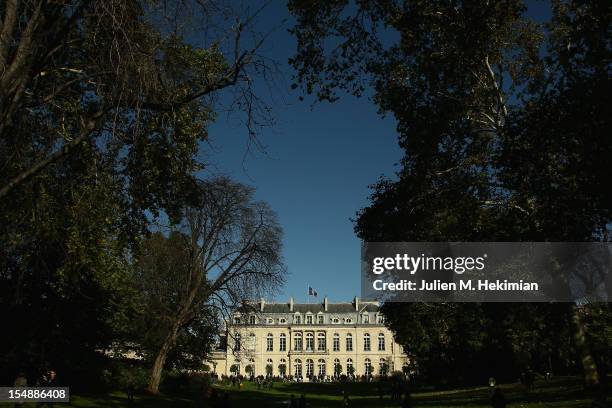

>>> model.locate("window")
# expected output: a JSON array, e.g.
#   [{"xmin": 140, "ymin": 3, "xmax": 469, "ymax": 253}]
[
  {"xmin": 306, "ymin": 314, "xmax": 313, "ymax": 324},
  {"xmin": 332, "ymin": 318, "xmax": 339, "ymax": 324},
  {"xmin": 333, "ymin": 333, "xmax": 340, "ymax": 351},
  {"xmin": 249, "ymin": 315, "xmax": 256, "ymax": 324},
  {"xmin": 294, "ymin": 359, "xmax": 302, "ymax": 377},
  {"xmin": 234, "ymin": 316, "xmax": 241, "ymax": 324},
  {"xmin": 346, "ymin": 333, "xmax": 353, "ymax": 351},
  {"xmin": 306, "ymin": 332, "xmax": 314, "ymax": 351},
  {"xmin": 376, "ymin": 314, "xmax": 384, "ymax": 324},
  {"xmin": 333, "ymin": 358, "xmax": 341, "ymax": 377},
  {"xmin": 247, "ymin": 358, "xmax": 255, "ymax": 376},
  {"xmin": 266, "ymin": 359, "xmax": 273, "ymax": 377},
  {"xmin": 317, "ymin": 359, "xmax": 326, "ymax": 377},
  {"xmin": 279, "ymin": 318, "xmax": 287, "ymax": 324},
  {"xmin": 266, "ymin": 318, "xmax": 274, "ymax": 324},
  {"xmin": 379, "ymin": 358, "xmax": 388, "ymax": 376},
  {"xmin": 317, "ymin": 332, "xmax": 326, "ymax": 351},
  {"xmin": 248, "ymin": 333, "xmax": 256, "ymax": 351},
  {"xmin": 346, "ymin": 358, "xmax": 353, "ymax": 375},
  {"xmin": 279, "ymin": 358, "xmax": 287, "ymax": 376},
  {"xmin": 266, "ymin": 333, "xmax": 273, "ymax": 351},
  {"xmin": 279, "ymin": 333, "xmax": 286, "ymax": 351},
  {"xmin": 294, "ymin": 332, "xmax": 302, "ymax": 351},
  {"xmin": 362, "ymin": 313, "xmax": 370, "ymax": 324},
  {"xmin": 378, "ymin": 333, "xmax": 385, "ymax": 351},
  {"xmin": 317, "ymin": 314, "xmax": 324, "ymax": 324},
  {"xmin": 306, "ymin": 359, "xmax": 314, "ymax": 377},
  {"xmin": 294, "ymin": 314, "xmax": 302, "ymax": 324},
  {"xmin": 364, "ymin": 358, "xmax": 372, "ymax": 376},
  {"xmin": 345, "ymin": 318, "xmax": 352, "ymax": 324},
  {"xmin": 363, "ymin": 333, "xmax": 371, "ymax": 351},
  {"xmin": 234, "ymin": 334, "xmax": 241, "ymax": 351}
]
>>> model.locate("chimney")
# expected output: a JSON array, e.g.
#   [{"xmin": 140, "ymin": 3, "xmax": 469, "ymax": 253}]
[
  {"xmin": 354, "ymin": 296, "xmax": 359, "ymax": 311},
  {"xmin": 324, "ymin": 296, "xmax": 328, "ymax": 311},
  {"xmin": 289, "ymin": 297, "xmax": 294, "ymax": 312},
  {"xmin": 260, "ymin": 297, "xmax": 265, "ymax": 312}
]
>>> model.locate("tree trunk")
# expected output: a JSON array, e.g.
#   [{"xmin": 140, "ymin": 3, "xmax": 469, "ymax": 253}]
[
  {"xmin": 572, "ymin": 306, "xmax": 599, "ymax": 388},
  {"xmin": 147, "ymin": 322, "xmax": 180, "ymax": 394}
]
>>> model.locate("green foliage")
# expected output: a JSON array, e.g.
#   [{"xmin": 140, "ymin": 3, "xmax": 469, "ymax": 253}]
[{"xmin": 289, "ymin": 0, "xmax": 611, "ymax": 386}]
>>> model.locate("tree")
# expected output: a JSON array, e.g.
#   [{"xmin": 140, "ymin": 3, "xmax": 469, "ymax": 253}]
[
  {"xmin": 135, "ymin": 177, "xmax": 285, "ymax": 393},
  {"xmin": 289, "ymin": 0, "xmax": 611, "ymax": 390},
  {"xmin": 266, "ymin": 364, "xmax": 273, "ymax": 377},
  {"xmin": 278, "ymin": 363, "xmax": 287, "ymax": 377},
  {"xmin": 0, "ymin": 0, "xmax": 274, "ymax": 386}
]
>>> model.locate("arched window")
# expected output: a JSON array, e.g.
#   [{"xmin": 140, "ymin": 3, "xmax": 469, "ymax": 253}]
[
  {"xmin": 247, "ymin": 358, "xmax": 255, "ymax": 377},
  {"xmin": 278, "ymin": 358, "xmax": 287, "ymax": 376},
  {"xmin": 266, "ymin": 333, "xmax": 273, "ymax": 351},
  {"xmin": 364, "ymin": 358, "xmax": 372, "ymax": 376},
  {"xmin": 332, "ymin": 318, "xmax": 339, "ymax": 324},
  {"xmin": 294, "ymin": 359, "xmax": 302, "ymax": 377},
  {"xmin": 279, "ymin": 333, "xmax": 286, "ymax": 351},
  {"xmin": 317, "ymin": 332, "xmax": 326, "ymax": 351},
  {"xmin": 346, "ymin": 358, "xmax": 353, "ymax": 376},
  {"xmin": 333, "ymin": 333, "xmax": 340, "ymax": 351},
  {"xmin": 317, "ymin": 359, "xmax": 326, "ymax": 377},
  {"xmin": 346, "ymin": 333, "xmax": 353, "ymax": 351},
  {"xmin": 378, "ymin": 333, "xmax": 385, "ymax": 351},
  {"xmin": 379, "ymin": 358, "xmax": 388, "ymax": 376},
  {"xmin": 333, "ymin": 358, "xmax": 342, "ymax": 378},
  {"xmin": 345, "ymin": 318, "xmax": 352, "ymax": 324},
  {"xmin": 363, "ymin": 333, "xmax": 371, "ymax": 351},
  {"xmin": 306, "ymin": 332, "xmax": 314, "ymax": 351},
  {"xmin": 294, "ymin": 332, "xmax": 302, "ymax": 351},
  {"xmin": 306, "ymin": 359, "xmax": 314, "ymax": 377},
  {"xmin": 279, "ymin": 318, "xmax": 287, "ymax": 324}
]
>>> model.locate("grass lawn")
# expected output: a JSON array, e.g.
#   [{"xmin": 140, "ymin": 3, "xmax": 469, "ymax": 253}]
[{"xmin": 1, "ymin": 376, "xmax": 606, "ymax": 407}]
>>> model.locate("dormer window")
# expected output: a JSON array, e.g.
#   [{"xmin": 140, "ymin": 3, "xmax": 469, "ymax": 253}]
[
  {"xmin": 376, "ymin": 314, "xmax": 384, "ymax": 324},
  {"xmin": 332, "ymin": 318, "xmax": 339, "ymax": 324},
  {"xmin": 234, "ymin": 316, "xmax": 241, "ymax": 324},
  {"xmin": 266, "ymin": 318, "xmax": 274, "ymax": 324},
  {"xmin": 279, "ymin": 318, "xmax": 287, "ymax": 324},
  {"xmin": 317, "ymin": 314, "xmax": 324, "ymax": 324},
  {"xmin": 249, "ymin": 315, "xmax": 256, "ymax": 325},
  {"xmin": 306, "ymin": 314, "xmax": 313, "ymax": 324},
  {"xmin": 294, "ymin": 314, "xmax": 302, "ymax": 324},
  {"xmin": 362, "ymin": 313, "xmax": 370, "ymax": 324},
  {"xmin": 345, "ymin": 318, "xmax": 352, "ymax": 324}
]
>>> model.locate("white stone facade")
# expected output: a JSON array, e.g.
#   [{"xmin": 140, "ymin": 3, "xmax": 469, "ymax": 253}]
[{"xmin": 207, "ymin": 297, "xmax": 409, "ymax": 379}]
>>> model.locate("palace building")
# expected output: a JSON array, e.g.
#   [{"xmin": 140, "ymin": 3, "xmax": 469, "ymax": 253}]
[{"xmin": 207, "ymin": 297, "xmax": 409, "ymax": 379}]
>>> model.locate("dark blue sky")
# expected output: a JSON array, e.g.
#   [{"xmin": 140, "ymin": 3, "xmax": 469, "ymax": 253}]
[
  {"xmin": 199, "ymin": 3, "xmax": 400, "ymax": 304},
  {"xmin": 200, "ymin": 1, "xmax": 551, "ymax": 303}
]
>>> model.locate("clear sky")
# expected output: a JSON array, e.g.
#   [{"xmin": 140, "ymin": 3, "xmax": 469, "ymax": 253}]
[
  {"xmin": 199, "ymin": 1, "xmax": 551, "ymax": 304},
  {"xmin": 198, "ymin": 3, "xmax": 401, "ymax": 304}
]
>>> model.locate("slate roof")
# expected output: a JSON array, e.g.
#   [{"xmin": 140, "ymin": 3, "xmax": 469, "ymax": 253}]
[{"xmin": 254, "ymin": 302, "xmax": 379, "ymax": 314}]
